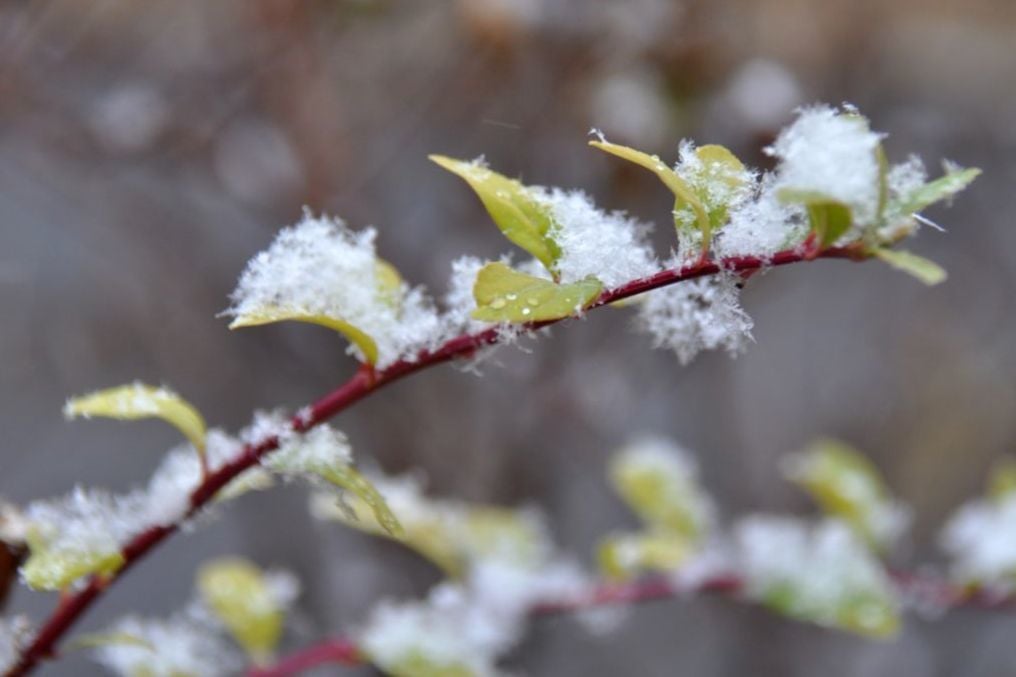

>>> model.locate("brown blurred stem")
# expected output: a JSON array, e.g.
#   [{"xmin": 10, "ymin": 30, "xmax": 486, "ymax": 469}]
[{"xmin": 4, "ymin": 244, "xmax": 864, "ymax": 676}]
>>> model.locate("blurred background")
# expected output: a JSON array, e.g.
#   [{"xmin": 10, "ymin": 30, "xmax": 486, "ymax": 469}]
[{"xmin": 1, "ymin": 0, "xmax": 1015, "ymax": 674}]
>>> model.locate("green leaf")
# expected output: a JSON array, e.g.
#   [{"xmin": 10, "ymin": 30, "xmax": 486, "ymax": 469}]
[
  {"xmin": 430, "ymin": 155, "xmax": 561, "ymax": 274},
  {"xmin": 313, "ymin": 465, "xmax": 404, "ymax": 538},
  {"xmin": 21, "ymin": 531, "xmax": 124, "ymax": 591},
  {"xmin": 471, "ymin": 262, "xmax": 602, "ymax": 323},
  {"xmin": 597, "ymin": 531, "xmax": 691, "ymax": 581},
  {"xmin": 871, "ymin": 248, "xmax": 947, "ymax": 286},
  {"xmin": 229, "ymin": 260, "xmax": 402, "ymax": 366},
  {"xmin": 197, "ymin": 558, "xmax": 285, "ymax": 664},
  {"xmin": 777, "ymin": 189, "xmax": 853, "ymax": 247},
  {"xmin": 988, "ymin": 458, "xmax": 1016, "ymax": 502},
  {"xmin": 609, "ymin": 447, "xmax": 709, "ymax": 541},
  {"xmin": 692, "ymin": 145, "xmax": 749, "ymax": 248},
  {"xmin": 785, "ymin": 439, "xmax": 897, "ymax": 547},
  {"xmin": 589, "ymin": 139, "xmax": 712, "ymax": 251},
  {"xmin": 66, "ymin": 632, "xmax": 154, "ymax": 653},
  {"xmin": 64, "ymin": 383, "xmax": 207, "ymax": 465},
  {"xmin": 894, "ymin": 166, "xmax": 981, "ymax": 216}
]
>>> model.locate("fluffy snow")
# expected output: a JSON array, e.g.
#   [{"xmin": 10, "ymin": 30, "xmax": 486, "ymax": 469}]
[
  {"xmin": 767, "ymin": 105, "xmax": 884, "ymax": 226},
  {"xmin": 0, "ymin": 616, "xmax": 31, "ymax": 673},
  {"xmin": 734, "ymin": 516, "xmax": 896, "ymax": 625},
  {"xmin": 263, "ymin": 424, "xmax": 352, "ymax": 477},
  {"xmin": 93, "ymin": 614, "xmax": 242, "ymax": 677},
  {"xmin": 541, "ymin": 188, "xmax": 659, "ymax": 288},
  {"xmin": 635, "ymin": 272, "xmax": 753, "ymax": 365},
  {"xmin": 226, "ymin": 212, "xmax": 445, "ymax": 368},
  {"xmin": 940, "ymin": 494, "xmax": 1016, "ymax": 589},
  {"xmin": 714, "ymin": 173, "xmax": 805, "ymax": 259}
]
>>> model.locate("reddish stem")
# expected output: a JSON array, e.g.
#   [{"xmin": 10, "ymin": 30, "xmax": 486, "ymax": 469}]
[
  {"xmin": 249, "ymin": 570, "xmax": 1016, "ymax": 676},
  {"xmin": 5, "ymin": 246, "xmax": 859, "ymax": 676}
]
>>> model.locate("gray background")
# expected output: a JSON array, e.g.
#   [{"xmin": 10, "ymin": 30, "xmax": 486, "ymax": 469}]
[{"xmin": 1, "ymin": 0, "xmax": 1015, "ymax": 674}]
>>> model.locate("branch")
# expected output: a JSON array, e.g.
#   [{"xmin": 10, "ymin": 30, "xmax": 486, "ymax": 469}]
[
  {"xmin": 249, "ymin": 570, "xmax": 1016, "ymax": 676},
  {"xmin": 5, "ymin": 245, "xmax": 862, "ymax": 676}
]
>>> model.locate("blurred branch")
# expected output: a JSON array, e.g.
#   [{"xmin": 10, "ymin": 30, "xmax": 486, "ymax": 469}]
[{"xmin": 5, "ymin": 245, "xmax": 863, "ymax": 676}]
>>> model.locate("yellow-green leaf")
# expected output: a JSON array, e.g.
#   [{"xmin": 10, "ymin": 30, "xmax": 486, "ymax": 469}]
[
  {"xmin": 777, "ymin": 189, "xmax": 853, "ymax": 247},
  {"xmin": 609, "ymin": 446, "xmax": 709, "ymax": 541},
  {"xmin": 988, "ymin": 458, "xmax": 1016, "ymax": 502},
  {"xmin": 430, "ymin": 155, "xmax": 561, "ymax": 273},
  {"xmin": 871, "ymin": 247, "xmax": 947, "ymax": 286},
  {"xmin": 21, "ymin": 531, "xmax": 124, "ymax": 591},
  {"xmin": 590, "ymin": 140, "xmax": 712, "ymax": 250},
  {"xmin": 471, "ymin": 262, "xmax": 602, "ymax": 323},
  {"xmin": 313, "ymin": 465, "xmax": 404, "ymax": 538},
  {"xmin": 382, "ymin": 652, "xmax": 476, "ymax": 677},
  {"xmin": 64, "ymin": 383, "xmax": 207, "ymax": 464},
  {"xmin": 894, "ymin": 166, "xmax": 981, "ymax": 216},
  {"xmin": 197, "ymin": 558, "xmax": 284, "ymax": 664},
  {"xmin": 598, "ymin": 531, "xmax": 691, "ymax": 581},
  {"xmin": 66, "ymin": 632, "xmax": 154, "ymax": 653},
  {"xmin": 785, "ymin": 439, "xmax": 897, "ymax": 547}
]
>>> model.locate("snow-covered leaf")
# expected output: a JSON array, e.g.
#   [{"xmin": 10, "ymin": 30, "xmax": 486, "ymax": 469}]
[
  {"xmin": 735, "ymin": 517, "xmax": 900, "ymax": 638},
  {"xmin": 598, "ymin": 531, "xmax": 691, "ymax": 580},
  {"xmin": 892, "ymin": 166, "xmax": 980, "ymax": 217},
  {"xmin": 230, "ymin": 259, "xmax": 403, "ymax": 366},
  {"xmin": 777, "ymin": 189, "xmax": 853, "ymax": 247},
  {"xmin": 266, "ymin": 426, "xmax": 402, "ymax": 537},
  {"xmin": 783, "ymin": 439, "xmax": 908, "ymax": 549}
]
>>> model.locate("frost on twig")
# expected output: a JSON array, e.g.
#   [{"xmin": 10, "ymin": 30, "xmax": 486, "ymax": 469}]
[{"xmin": 634, "ymin": 272, "xmax": 753, "ymax": 365}]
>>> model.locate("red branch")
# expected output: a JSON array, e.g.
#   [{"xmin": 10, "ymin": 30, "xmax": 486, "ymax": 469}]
[
  {"xmin": 5, "ymin": 246, "xmax": 862, "ymax": 676},
  {"xmin": 249, "ymin": 570, "xmax": 1016, "ymax": 676}
]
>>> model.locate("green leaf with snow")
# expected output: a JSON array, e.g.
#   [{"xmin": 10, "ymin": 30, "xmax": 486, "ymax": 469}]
[
  {"xmin": 784, "ymin": 439, "xmax": 900, "ymax": 548},
  {"xmin": 430, "ymin": 155, "xmax": 561, "ymax": 274},
  {"xmin": 590, "ymin": 139, "xmax": 715, "ymax": 254},
  {"xmin": 471, "ymin": 262, "xmax": 602, "ymax": 323},
  {"xmin": 64, "ymin": 383, "xmax": 207, "ymax": 466},
  {"xmin": 892, "ymin": 166, "xmax": 980, "ymax": 216},
  {"xmin": 871, "ymin": 248, "xmax": 947, "ymax": 286},
  {"xmin": 229, "ymin": 259, "xmax": 402, "ymax": 366},
  {"xmin": 197, "ymin": 558, "xmax": 284, "ymax": 664},
  {"xmin": 761, "ymin": 582, "xmax": 899, "ymax": 638},
  {"xmin": 21, "ymin": 531, "xmax": 124, "ymax": 591},
  {"xmin": 777, "ymin": 189, "xmax": 853, "ymax": 248},
  {"xmin": 598, "ymin": 531, "xmax": 691, "ymax": 581}
]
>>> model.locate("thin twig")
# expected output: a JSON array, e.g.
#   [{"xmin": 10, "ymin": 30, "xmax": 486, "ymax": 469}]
[
  {"xmin": 250, "ymin": 570, "xmax": 1016, "ymax": 676},
  {"xmin": 5, "ymin": 246, "xmax": 861, "ymax": 676}
]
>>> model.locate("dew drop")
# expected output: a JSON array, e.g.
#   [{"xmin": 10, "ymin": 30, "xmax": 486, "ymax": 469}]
[
  {"xmin": 526, "ymin": 296, "xmax": 540, "ymax": 306},
  {"xmin": 521, "ymin": 307, "xmax": 531, "ymax": 316},
  {"xmin": 490, "ymin": 297, "xmax": 507, "ymax": 309},
  {"xmin": 505, "ymin": 293, "xmax": 518, "ymax": 301}
]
